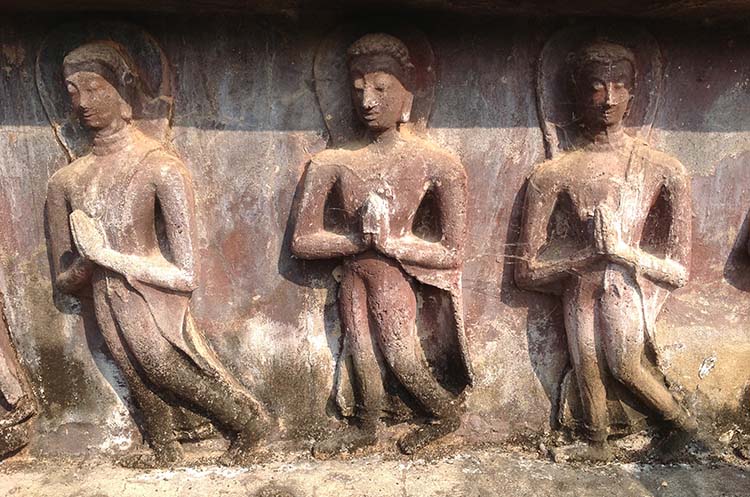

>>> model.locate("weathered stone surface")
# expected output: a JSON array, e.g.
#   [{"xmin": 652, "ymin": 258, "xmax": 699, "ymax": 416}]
[
  {"xmin": 1, "ymin": 448, "xmax": 750, "ymax": 497},
  {"xmin": 0, "ymin": 14, "xmax": 748, "ymax": 461}
]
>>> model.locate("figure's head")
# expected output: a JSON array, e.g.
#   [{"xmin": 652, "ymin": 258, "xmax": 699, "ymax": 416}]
[
  {"xmin": 347, "ymin": 33, "xmax": 414, "ymax": 132},
  {"xmin": 570, "ymin": 40, "xmax": 636, "ymax": 132},
  {"xmin": 63, "ymin": 41, "xmax": 138, "ymax": 131}
]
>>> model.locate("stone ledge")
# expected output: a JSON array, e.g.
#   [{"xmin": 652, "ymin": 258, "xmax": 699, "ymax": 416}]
[{"xmin": 2, "ymin": 448, "xmax": 749, "ymax": 497}]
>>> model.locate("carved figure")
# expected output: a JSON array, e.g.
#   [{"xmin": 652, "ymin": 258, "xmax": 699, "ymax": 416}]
[
  {"xmin": 0, "ymin": 298, "xmax": 36, "ymax": 459},
  {"xmin": 292, "ymin": 33, "xmax": 472, "ymax": 456},
  {"xmin": 46, "ymin": 41, "xmax": 268, "ymax": 467},
  {"xmin": 517, "ymin": 39, "xmax": 698, "ymax": 461}
]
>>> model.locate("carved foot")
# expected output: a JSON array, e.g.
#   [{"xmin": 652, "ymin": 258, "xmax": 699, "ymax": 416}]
[
  {"xmin": 0, "ymin": 396, "xmax": 37, "ymax": 429},
  {"xmin": 312, "ymin": 426, "xmax": 377, "ymax": 459},
  {"xmin": 0, "ymin": 424, "xmax": 30, "ymax": 459},
  {"xmin": 117, "ymin": 441, "xmax": 184, "ymax": 469},
  {"xmin": 656, "ymin": 429, "xmax": 694, "ymax": 463},
  {"xmin": 398, "ymin": 416, "xmax": 460, "ymax": 455},
  {"xmin": 656, "ymin": 428, "xmax": 717, "ymax": 463},
  {"xmin": 218, "ymin": 416, "xmax": 271, "ymax": 467},
  {"xmin": 218, "ymin": 433, "xmax": 262, "ymax": 467},
  {"xmin": 551, "ymin": 441, "xmax": 612, "ymax": 463}
]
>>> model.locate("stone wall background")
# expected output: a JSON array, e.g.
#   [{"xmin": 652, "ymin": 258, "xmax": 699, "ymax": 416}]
[{"xmin": 0, "ymin": 14, "xmax": 749, "ymax": 455}]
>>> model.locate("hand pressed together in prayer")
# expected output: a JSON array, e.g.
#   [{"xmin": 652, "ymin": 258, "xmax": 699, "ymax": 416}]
[
  {"xmin": 70, "ymin": 210, "xmax": 107, "ymax": 263},
  {"xmin": 594, "ymin": 205, "xmax": 639, "ymax": 271}
]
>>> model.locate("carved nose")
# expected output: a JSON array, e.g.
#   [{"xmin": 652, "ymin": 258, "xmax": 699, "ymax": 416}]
[{"xmin": 605, "ymin": 83, "xmax": 619, "ymax": 106}]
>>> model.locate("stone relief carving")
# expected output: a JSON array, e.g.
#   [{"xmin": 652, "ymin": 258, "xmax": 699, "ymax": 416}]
[
  {"xmin": 517, "ymin": 29, "xmax": 703, "ymax": 461},
  {"xmin": 292, "ymin": 31, "xmax": 473, "ymax": 456},
  {"xmin": 0, "ymin": 295, "xmax": 37, "ymax": 460},
  {"xmin": 43, "ymin": 33, "xmax": 269, "ymax": 467}
]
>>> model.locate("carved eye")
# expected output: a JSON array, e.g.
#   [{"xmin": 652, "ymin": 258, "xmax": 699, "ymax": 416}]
[
  {"xmin": 66, "ymin": 83, "xmax": 77, "ymax": 94},
  {"xmin": 353, "ymin": 79, "xmax": 365, "ymax": 91},
  {"xmin": 591, "ymin": 81, "xmax": 605, "ymax": 91}
]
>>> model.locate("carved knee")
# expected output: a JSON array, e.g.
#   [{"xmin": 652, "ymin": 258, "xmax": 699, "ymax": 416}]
[{"xmin": 607, "ymin": 354, "xmax": 640, "ymax": 387}]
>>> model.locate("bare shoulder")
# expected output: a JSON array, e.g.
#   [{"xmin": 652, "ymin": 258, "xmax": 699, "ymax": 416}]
[
  {"xmin": 527, "ymin": 153, "xmax": 574, "ymax": 190},
  {"xmin": 308, "ymin": 147, "xmax": 358, "ymax": 176},
  {"xmin": 408, "ymin": 134, "xmax": 465, "ymax": 178},
  {"xmin": 311, "ymin": 146, "xmax": 357, "ymax": 165},
  {"xmin": 636, "ymin": 142, "xmax": 689, "ymax": 179},
  {"xmin": 48, "ymin": 154, "xmax": 92, "ymax": 190},
  {"xmin": 141, "ymin": 146, "xmax": 192, "ymax": 184}
]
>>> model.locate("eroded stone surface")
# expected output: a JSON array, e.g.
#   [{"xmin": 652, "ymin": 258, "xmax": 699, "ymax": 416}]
[
  {"xmin": 0, "ymin": 14, "xmax": 748, "ymax": 463},
  {"xmin": 1, "ymin": 448, "xmax": 749, "ymax": 497}
]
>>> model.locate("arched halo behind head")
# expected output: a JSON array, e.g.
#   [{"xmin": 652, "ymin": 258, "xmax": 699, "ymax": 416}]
[
  {"xmin": 314, "ymin": 24, "xmax": 436, "ymax": 146},
  {"xmin": 36, "ymin": 21, "xmax": 173, "ymax": 160},
  {"xmin": 537, "ymin": 26, "xmax": 663, "ymax": 158}
]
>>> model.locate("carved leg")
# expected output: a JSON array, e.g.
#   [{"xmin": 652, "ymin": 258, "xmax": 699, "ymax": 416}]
[
  {"xmin": 0, "ymin": 423, "xmax": 29, "ymax": 460},
  {"xmin": 93, "ymin": 293, "xmax": 182, "ymax": 467},
  {"xmin": 0, "ymin": 395, "xmax": 36, "ymax": 430},
  {"xmin": 599, "ymin": 267, "xmax": 699, "ymax": 458},
  {"xmin": 0, "ymin": 328, "xmax": 25, "ymax": 407},
  {"xmin": 365, "ymin": 264, "xmax": 459, "ymax": 455},
  {"xmin": 142, "ymin": 346, "xmax": 268, "ymax": 465},
  {"xmin": 313, "ymin": 268, "xmax": 379, "ymax": 458},
  {"xmin": 553, "ymin": 281, "xmax": 612, "ymax": 462},
  {"xmin": 108, "ymin": 293, "xmax": 269, "ymax": 466}
]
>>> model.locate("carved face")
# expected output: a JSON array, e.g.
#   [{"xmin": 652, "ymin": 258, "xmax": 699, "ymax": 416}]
[
  {"xmin": 65, "ymin": 71, "xmax": 126, "ymax": 131},
  {"xmin": 350, "ymin": 69, "xmax": 412, "ymax": 132},
  {"xmin": 574, "ymin": 59, "xmax": 634, "ymax": 131}
]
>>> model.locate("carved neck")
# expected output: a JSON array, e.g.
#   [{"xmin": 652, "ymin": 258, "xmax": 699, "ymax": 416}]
[
  {"xmin": 92, "ymin": 123, "xmax": 133, "ymax": 156},
  {"xmin": 366, "ymin": 126, "xmax": 402, "ymax": 147},
  {"xmin": 581, "ymin": 125, "xmax": 626, "ymax": 150}
]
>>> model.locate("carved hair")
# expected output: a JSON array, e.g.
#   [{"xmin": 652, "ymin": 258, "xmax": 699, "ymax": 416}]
[
  {"xmin": 347, "ymin": 33, "xmax": 414, "ymax": 89},
  {"xmin": 63, "ymin": 41, "xmax": 145, "ymax": 120},
  {"xmin": 570, "ymin": 39, "xmax": 637, "ymax": 89}
]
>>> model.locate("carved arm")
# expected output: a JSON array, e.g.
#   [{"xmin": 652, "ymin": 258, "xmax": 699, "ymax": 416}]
[
  {"xmin": 71, "ymin": 164, "xmax": 198, "ymax": 293},
  {"xmin": 46, "ymin": 177, "xmax": 93, "ymax": 295},
  {"xmin": 515, "ymin": 178, "xmax": 596, "ymax": 291},
  {"xmin": 378, "ymin": 164, "xmax": 467, "ymax": 270},
  {"xmin": 291, "ymin": 162, "xmax": 366, "ymax": 259}
]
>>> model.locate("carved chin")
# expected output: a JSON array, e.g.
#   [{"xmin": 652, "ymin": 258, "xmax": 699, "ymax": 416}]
[
  {"xmin": 363, "ymin": 120, "xmax": 388, "ymax": 130},
  {"xmin": 81, "ymin": 115, "xmax": 102, "ymax": 128}
]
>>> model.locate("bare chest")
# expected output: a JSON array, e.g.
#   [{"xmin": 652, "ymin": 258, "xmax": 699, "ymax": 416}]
[
  {"xmin": 66, "ymin": 158, "xmax": 152, "ymax": 222},
  {"xmin": 337, "ymin": 163, "xmax": 429, "ymax": 221}
]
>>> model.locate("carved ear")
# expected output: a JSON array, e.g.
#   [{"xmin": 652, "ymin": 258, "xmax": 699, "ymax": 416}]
[
  {"xmin": 121, "ymin": 70, "xmax": 135, "ymax": 88},
  {"xmin": 400, "ymin": 92, "xmax": 414, "ymax": 123},
  {"xmin": 624, "ymin": 94, "xmax": 635, "ymax": 118}
]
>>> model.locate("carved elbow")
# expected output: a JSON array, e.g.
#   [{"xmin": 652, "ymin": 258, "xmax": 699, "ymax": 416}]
[{"xmin": 290, "ymin": 237, "xmax": 306, "ymax": 259}]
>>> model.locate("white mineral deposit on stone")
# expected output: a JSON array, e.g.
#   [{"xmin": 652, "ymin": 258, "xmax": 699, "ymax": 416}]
[{"xmin": 699, "ymin": 356, "xmax": 717, "ymax": 379}]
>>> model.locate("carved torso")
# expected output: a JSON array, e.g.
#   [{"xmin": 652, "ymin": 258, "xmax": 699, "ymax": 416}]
[
  {"xmin": 310, "ymin": 134, "xmax": 458, "ymax": 247},
  {"xmin": 530, "ymin": 135, "xmax": 687, "ymax": 277},
  {"xmin": 49, "ymin": 128, "xmax": 180, "ymax": 259}
]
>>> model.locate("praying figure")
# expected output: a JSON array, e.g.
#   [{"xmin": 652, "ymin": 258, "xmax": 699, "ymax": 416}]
[
  {"xmin": 46, "ymin": 41, "xmax": 268, "ymax": 467},
  {"xmin": 516, "ymin": 39, "xmax": 700, "ymax": 462},
  {"xmin": 292, "ymin": 33, "xmax": 473, "ymax": 456},
  {"xmin": 0, "ymin": 297, "xmax": 36, "ymax": 459}
]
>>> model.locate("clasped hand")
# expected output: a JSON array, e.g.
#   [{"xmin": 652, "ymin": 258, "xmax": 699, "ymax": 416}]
[
  {"xmin": 593, "ymin": 206, "xmax": 639, "ymax": 269},
  {"xmin": 69, "ymin": 210, "xmax": 107, "ymax": 262},
  {"xmin": 361, "ymin": 193, "xmax": 392, "ymax": 253}
]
